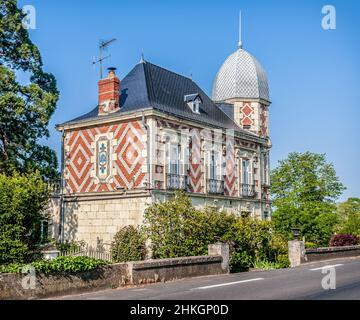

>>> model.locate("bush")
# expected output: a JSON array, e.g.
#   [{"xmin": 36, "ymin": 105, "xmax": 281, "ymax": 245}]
[
  {"xmin": 305, "ymin": 242, "xmax": 318, "ymax": 249},
  {"xmin": 0, "ymin": 256, "xmax": 107, "ymax": 274},
  {"xmin": 111, "ymin": 226, "xmax": 146, "ymax": 262},
  {"xmin": 143, "ymin": 191, "xmax": 236, "ymax": 259},
  {"xmin": 329, "ymin": 234, "xmax": 359, "ymax": 247},
  {"xmin": 0, "ymin": 172, "xmax": 50, "ymax": 264},
  {"xmin": 143, "ymin": 192, "xmax": 290, "ymax": 272},
  {"xmin": 222, "ymin": 217, "xmax": 288, "ymax": 272}
]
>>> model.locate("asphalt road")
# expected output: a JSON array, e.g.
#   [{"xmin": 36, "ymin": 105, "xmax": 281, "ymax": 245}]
[{"xmin": 54, "ymin": 257, "xmax": 360, "ymax": 300}]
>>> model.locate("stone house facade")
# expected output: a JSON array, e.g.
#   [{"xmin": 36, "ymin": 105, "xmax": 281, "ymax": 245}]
[{"xmin": 55, "ymin": 45, "xmax": 272, "ymax": 247}]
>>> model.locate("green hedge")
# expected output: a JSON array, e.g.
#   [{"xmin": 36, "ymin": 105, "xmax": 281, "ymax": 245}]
[{"xmin": 0, "ymin": 256, "xmax": 107, "ymax": 274}]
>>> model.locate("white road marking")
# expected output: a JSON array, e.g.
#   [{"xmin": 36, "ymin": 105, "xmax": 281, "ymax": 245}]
[
  {"xmin": 194, "ymin": 278, "xmax": 264, "ymax": 290},
  {"xmin": 310, "ymin": 264, "xmax": 343, "ymax": 271}
]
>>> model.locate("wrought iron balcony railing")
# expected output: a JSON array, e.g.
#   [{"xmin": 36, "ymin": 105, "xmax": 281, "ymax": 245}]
[
  {"xmin": 166, "ymin": 174, "xmax": 188, "ymax": 190},
  {"xmin": 240, "ymin": 184, "xmax": 256, "ymax": 198},
  {"xmin": 207, "ymin": 179, "xmax": 224, "ymax": 195}
]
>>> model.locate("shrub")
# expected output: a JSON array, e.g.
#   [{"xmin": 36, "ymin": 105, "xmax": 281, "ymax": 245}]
[
  {"xmin": 0, "ymin": 256, "xmax": 107, "ymax": 274},
  {"xmin": 0, "ymin": 172, "xmax": 49, "ymax": 264},
  {"xmin": 305, "ymin": 242, "xmax": 318, "ymax": 249},
  {"xmin": 221, "ymin": 218, "xmax": 290, "ymax": 272},
  {"xmin": 329, "ymin": 234, "xmax": 359, "ymax": 247},
  {"xmin": 222, "ymin": 217, "xmax": 273, "ymax": 271},
  {"xmin": 111, "ymin": 226, "xmax": 146, "ymax": 262},
  {"xmin": 143, "ymin": 191, "xmax": 236, "ymax": 259}
]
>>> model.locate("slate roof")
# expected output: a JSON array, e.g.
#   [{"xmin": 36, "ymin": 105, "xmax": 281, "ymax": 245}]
[{"xmin": 60, "ymin": 60, "xmax": 252, "ymax": 135}]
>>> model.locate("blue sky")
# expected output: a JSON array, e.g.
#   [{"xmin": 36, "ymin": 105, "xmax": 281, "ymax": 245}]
[{"xmin": 18, "ymin": 0, "xmax": 360, "ymax": 201}]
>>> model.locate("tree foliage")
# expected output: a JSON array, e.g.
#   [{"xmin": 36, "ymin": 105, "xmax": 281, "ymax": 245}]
[
  {"xmin": 336, "ymin": 198, "xmax": 360, "ymax": 236},
  {"xmin": 143, "ymin": 191, "xmax": 236, "ymax": 259},
  {"xmin": 0, "ymin": 0, "xmax": 59, "ymax": 179},
  {"xmin": 0, "ymin": 171, "xmax": 50, "ymax": 264},
  {"xmin": 143, "ymin": 191, "xmax": 289, "ymax": 271},
  {"xmin": 271, "ymin": 152, "xmax": 345, "ymax": 246},
  {"xmin": 222, "ymin": 218, "xmax": 289, "ymax": 271}
]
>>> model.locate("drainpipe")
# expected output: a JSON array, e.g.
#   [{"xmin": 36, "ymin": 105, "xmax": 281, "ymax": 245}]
[
  {"xmin": 141, "ymin": 112, "xmax": 151, "ymax": 190},
  {"xmin": 59, "ymin": 129, "xmax": 65, "ymax": 243}
]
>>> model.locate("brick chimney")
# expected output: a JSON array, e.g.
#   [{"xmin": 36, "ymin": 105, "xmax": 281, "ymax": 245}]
[{"xmin": 98, "ymin": 67, "xmax": 120, "ymax": 115}]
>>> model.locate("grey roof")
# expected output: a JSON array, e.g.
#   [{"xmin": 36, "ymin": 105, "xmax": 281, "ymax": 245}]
[
  {"xmin": 60, "ymin": 60, "xmax": 250, "ymax": 134},
  {"xmin": 216, "ymin": 102, "xmax": 234, "ymax": 121},
  {"xmin": 184, "ymin": 93, "xmax": 201, "ymax": 103},
  {"xmin": 212, "ymin": 48, "xmax": 270, "ymax": 103}
]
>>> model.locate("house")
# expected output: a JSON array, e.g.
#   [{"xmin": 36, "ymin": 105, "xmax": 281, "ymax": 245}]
[{"xmin": 55, "ymin": 43, "xmax": 272, "ymax": 247}]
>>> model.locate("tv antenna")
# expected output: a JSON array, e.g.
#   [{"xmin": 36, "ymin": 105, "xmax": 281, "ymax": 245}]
[{"xmin": 92, "ymin": 38, "xmax": 117, "ymax": 79}]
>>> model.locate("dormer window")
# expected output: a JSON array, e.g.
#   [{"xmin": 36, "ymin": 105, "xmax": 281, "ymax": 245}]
[
  {"xmin": 184, "ymin": 93, "xmax": 202, "ymax": 114},
  {"xmin": 192, "ymin": 99, "xmax": 200, "ymax": 113}
]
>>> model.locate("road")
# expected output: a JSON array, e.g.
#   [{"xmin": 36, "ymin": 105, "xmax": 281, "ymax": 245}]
[{"xmin": 54, "ymin": 257, "xmax": 360, "ymax": 300}]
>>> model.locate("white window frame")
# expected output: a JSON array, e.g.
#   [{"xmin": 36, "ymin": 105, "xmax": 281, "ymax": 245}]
[
  {"xmin": 168, "ymin": 144, "xmax": 181, "ymax": 175},
  {"xmin": 241, "ymin": 159, "xmax": 252, "ymax": 185},
  {"xmin": 208, "ymin": 150, "xmax": 222, "ymax": 180}
]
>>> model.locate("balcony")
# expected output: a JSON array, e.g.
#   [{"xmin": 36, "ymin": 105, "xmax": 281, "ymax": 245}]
[
  {"xmin": 240, "ymin": 184, "xmax": 256, "ymax": 198},
  {"xmin": 207, "ymin": 179, "xmax": 224, "ymax": 195},
  {"xmin": 166, "ymin": 174, "xmax": 188, "ymax": 190}
]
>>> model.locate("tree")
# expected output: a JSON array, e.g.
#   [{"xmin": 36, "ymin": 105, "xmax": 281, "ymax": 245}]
[
  {"xmin": 143, "ymin": 191, "xmax": 236, "ymax": 259},
  {"xmin": 271, "ymin": 152, "xmax": 345, "ymax": 246},
  {"xmin": 0, "ymin": 171, "xmax": 49, "ymax": 264},
  {"xmin": 0, "ymin": 0, "xmax": 59, "ymax": 180},
  {"xmin": 336, "ymin": 198, "xmax": 360, "ymax": 236}
]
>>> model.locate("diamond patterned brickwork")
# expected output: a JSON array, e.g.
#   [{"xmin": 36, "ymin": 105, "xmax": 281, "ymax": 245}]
[
  {"xmin": 260, "ymin": 104, "xmax": 269, "ymax": 137},
  {"xmin": 240, "ymin": 102, "xmax": 254, "ymax": 128},
  {"xmin": 64, "ymin": 121, "xmax": 146, "ymax": 193}
]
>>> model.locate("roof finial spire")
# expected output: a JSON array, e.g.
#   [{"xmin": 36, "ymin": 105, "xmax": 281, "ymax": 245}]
[
  {"xmin": 139, "ymin": 48, "xmax": 145, "ymax": 63},
  {"xmin": 238, "ymin": 10, "xmax": 243, "ymax": 49}
]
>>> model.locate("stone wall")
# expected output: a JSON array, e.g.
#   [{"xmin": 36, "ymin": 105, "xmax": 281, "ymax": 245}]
[
  {"xmin": 63, "ymin": 192, "xmax": 151, "ymax": 247},
  {"xmin": 44, "ymin": 196, "xmax": 60, "ymax": 240},
  {"xmin": 305, "ymin": 245, "xmax": 360, "ymax": 263},
  {"xmin": 0, "ymin": 244, "xmax": 228, "ymax": 300},
  {"xmin": 288, "ymin": 241, "xmax": 360, "ymax": 267},
  {"xmin": 0, "ymin": 263, "xmax": 129, "ymax": 300}
]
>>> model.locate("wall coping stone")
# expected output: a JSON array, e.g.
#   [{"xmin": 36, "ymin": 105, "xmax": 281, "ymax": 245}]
[
  {"xmin": 306, "ymin": 245, "xmax": 360, "ymax": 254},
  {"xmin": 132, "ymin": 256, "xmax": 222, "ymax": 271}
]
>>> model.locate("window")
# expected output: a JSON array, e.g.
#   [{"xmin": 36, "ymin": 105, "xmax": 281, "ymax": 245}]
[
  {"xmin": 192, "ymin": 100, "xmax": 200, "ymax": 113},
  {"xmin": 264, "ymin": 153, "xmax": 269, "ymax": 185},
  {"xmin": 168, "ymin": 144, "xmax": 181, "ymax": 175},
  {"xmin": 242, "ymin": 159, "xmax": 251, "ymax": 184},
  {"xmin": 184, "ymin": 94, "xmax": 202, "ymax": 114},
  {"xmin": 209, "ymin": 150, "xmax": 222, "ymax": 180}
]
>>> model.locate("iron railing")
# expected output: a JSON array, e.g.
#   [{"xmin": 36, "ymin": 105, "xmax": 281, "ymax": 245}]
[
  {"xmin": 207, "ymin": 179, "xmax": 224, "ymax": 195},
  {"xmin": 240, "ymin": 184, "xmax": 256, "ymax": 198},
  {"xmin": 166, "ymin": 174, "xmax": 188, "ymax": 190}
]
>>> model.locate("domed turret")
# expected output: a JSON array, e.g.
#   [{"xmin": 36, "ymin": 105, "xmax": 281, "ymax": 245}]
[{"xmin": 212, "ymin": 48, "xmax": 269, "ymax": 103}]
